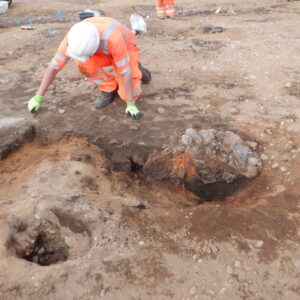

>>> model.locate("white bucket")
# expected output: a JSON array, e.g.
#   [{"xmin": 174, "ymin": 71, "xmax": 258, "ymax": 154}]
[{"xmin": 0, "ymin": 1, "xmax": 9, "ymax": 15}]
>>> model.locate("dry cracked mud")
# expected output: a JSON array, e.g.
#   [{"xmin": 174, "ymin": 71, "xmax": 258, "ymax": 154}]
[{"xmin": 0, "ymin": 1, "xmax": 300, "ymax": 299}]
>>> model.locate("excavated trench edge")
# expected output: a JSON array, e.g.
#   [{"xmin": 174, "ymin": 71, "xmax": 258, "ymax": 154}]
[{"xmin": 0, "ymin": 126, "xmax": 257, "ymax": 203}]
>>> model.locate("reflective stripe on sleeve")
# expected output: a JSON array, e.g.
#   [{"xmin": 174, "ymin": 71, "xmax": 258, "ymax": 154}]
[
  {"xmin": 121, "ymin": 24, "xmax": 129, "ymax": 44},
  {"xmin": 55, "ymin": 51, "xmax": 70, "ymax": 62},
  {"xmin": 133, "ymin": 87, "xmax": 142, "ymax": 97},
  {"xmin": 51, "ymin": 58, "xmax": 60, "ymax": 69},
  {"xmin": 92, "ymin": 76, "xmax": 108, "ymax": 84},
  {"xmin": 89, "ymin": 67, "xmax": 104, "ymax": 78},
  {"xmin": 116, "ymin": 54, "xmax": 130, "ymax": 67},
  {"xmin": 101, "ymin": 21, "xmax": 121, "ymax": 55},
  {"xmin": 125, "ymin": 26, "xmax": 129, "ymax": 44},
  {"xmin": 120, "ymin": 65, "xmax": 131, "ymax": 75}
]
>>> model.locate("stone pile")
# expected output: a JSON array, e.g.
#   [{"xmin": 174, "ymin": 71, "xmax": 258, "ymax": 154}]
[{"xmin": 143, "ymin": 128, "xmax": 262, "ymax": 185}]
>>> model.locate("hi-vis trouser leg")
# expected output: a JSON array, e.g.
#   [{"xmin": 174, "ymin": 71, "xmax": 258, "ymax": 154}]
[
  {"xmin": 165, "ymin": 0, "xmax": 175, "ymax": 17},
  {"xmin": 156, "ymin": 0, "xmax": 175, "ymax": 18},
  {"xmin": 76, "ymin": 52, "xmax": 142, "ymax": 102},
  {"xmin": 156, "ymin": 0, "xmax": 165, "ymax": 18},
  {"xmin": 76, "ymin": 58, "xmax": 118, "ymax": 93}
]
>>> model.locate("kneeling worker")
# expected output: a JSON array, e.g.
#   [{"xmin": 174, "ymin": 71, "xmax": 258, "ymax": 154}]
[{"xmin": 28, "ymin": 17, "xmax": 151, "ymax": 120}]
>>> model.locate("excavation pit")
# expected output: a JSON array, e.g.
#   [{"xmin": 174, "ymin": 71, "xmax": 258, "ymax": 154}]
[
  {"xmin": 8, "ymin": 219, "xmax": 69, "ymax": 266},
  {"xmin": 0, "ymin": 131, "xmax": 263, "ymax": 212}
]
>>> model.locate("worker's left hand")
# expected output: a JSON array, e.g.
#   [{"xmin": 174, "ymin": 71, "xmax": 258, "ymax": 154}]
[{"xmin": 125, "ymin": 102, "xmax": 142, "ymax": 120}]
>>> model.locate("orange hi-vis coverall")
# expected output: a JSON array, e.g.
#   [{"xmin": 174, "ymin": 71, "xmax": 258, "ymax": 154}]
[
  {"xmin": 156, "ymin": 0, "xmax": 175, "ymax": 18},
  {"xmin": 51, "ymin": 17, "xmax": 142, "ymax": 102}
]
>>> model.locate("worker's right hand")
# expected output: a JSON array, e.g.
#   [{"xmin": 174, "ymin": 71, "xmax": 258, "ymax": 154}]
[{"xmin": 28, "ymin": 92, "xmax": 44, "ymax": 113}]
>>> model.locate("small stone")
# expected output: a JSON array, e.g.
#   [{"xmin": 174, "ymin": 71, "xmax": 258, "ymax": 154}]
[
  {"xmin": 260, "ymin": 154, "xmax": 268, "ymax": 160},
  {"xmin": 234, "ymin": 260, "xmax": 242, "ymax": 268},
  {"xmin": 222, "ymin": 131, "xmax": 241, "ymax": 146},
  {"xmin": 225, "ymin": 265, "xmax": 233, "ymax": 274},
  {"xmin": 32, "ymin": 256, "xmax": 39, "ymax": 264},
  {"xmin": 246, "ymin": 141, "xmax": 258, "ymax": 150},
  {"xmin": 210, "ymin": 245, "xmax": 219, "ymax": 253},
  {"xmin": 255, "ymin": 240, "xmax": 264, "ymax": 248},
  {"xmin": 35, "ymin": 213, "xmax": 42, "ymax": 219},
  {"xmin": 192, "ymin": 254, "xmax": 197, "ymax": 260},
  {"xmin": 280, "ymin": 167, "xmax": 287, "ymax": 172},
  {"xmin": 271, "ymin": 163, "xmax": 279, "ymax": 169},
  {"xmin": 98, "ymin": 116, "xmax": 107, "ymax": 122},
  {"xmin": 199, "ymin": 129, "xmax": 216, "ymax": 143},
  {"xmin": 0, "ymin": 79, "xmax": 10, "ymax": 84},
  {"xmin": 220, "ymin": 287, "xmax": 227, "ymax": 294},
  {"xmin": 109, "ymin": 139, "xmax": 118, "ymax": 145},
  {"xmin": 138, "ymin": 241, "xmax": 145, "ymax": 246},
  {"xmin": 100, "ymin": 289, "xmax": 106, "ymax": 297},
  {"xmin": 189, "ymin": 286, "xmax": 198, "ymax": 296},
  {"xmin": 248, "ymin": 157, "xmax": 258, "ymax": 166},
  {"xmin": 181, "ymin": 134, "xmax": 193, "ymax": 145},
  {"xmin": 293, "ymin": 260, "xmax": 300, "ymax": 268},
  {"xmin": 100, "ymin": 167, "xmax": 109, "ymax": 175},
  {"xmin": 58, "ymin": 109, "xmax": 65, "ymax": 114},
  {"xmin": 284, "ymin": 82, "xmax": 292, "ymax": 88},
  {"xmin": 197, "ymin": 258, "xmax": 203, "ymax": 264},
  {"xmin": 158, "ymin": 107, "xmax": 165, "ymax": 113},
  {"xmin": 37, "ymin": 247, "xmax": 45, "ymax": 255},
  {"xmin": 31, "ymin": 192, "xmax": 39, "ymax": 199},
  {"xmin": 266, "ymin": 129, "xmax": 272, "ymax": 135},
  {"xmin": 64, "ymin": 236, "xmax": 72, "ymax": 247},
  {"xmin": 185, "ymin": 128, "xmax": 203, "ymax": 144}
]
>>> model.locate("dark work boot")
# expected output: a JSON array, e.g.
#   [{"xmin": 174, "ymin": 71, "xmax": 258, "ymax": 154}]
[
  {"xmin": 138, "ymin": 63, "xmax": 151, "ymax": 84},
  {"xmin": 95, "ymin": 90, "xmax": 117, "ymax": 109}
]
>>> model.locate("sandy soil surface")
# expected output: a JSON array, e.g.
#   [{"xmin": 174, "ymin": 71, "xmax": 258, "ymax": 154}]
[{"xmin": 0, "ymin": 0, "xmax": 300, "ymax": 299}]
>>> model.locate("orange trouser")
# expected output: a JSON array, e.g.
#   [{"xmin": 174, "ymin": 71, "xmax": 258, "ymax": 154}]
[
  {"xmin": 156, "ymin": 0, "xmax": 175, "ymax": 17},
  {"xmin": 76, "ymin": 40, "xmax": 142, "ymax": 102}
]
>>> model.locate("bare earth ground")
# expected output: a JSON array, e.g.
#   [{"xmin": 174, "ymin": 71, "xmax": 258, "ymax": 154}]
[{"xmin": 0, "ymin": 0, "xmax": 300, "ymax": 299}]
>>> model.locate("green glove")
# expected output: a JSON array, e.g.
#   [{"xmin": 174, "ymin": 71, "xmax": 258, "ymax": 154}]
[
  {"xmin": 28, "ymin": 92, "xmax": 44, "ymax": 112},
  {"xmin": 125, "ymin": 101, "xmax": 142, "ymax": 120}
]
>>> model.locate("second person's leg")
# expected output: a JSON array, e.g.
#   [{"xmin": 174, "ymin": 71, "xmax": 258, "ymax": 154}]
[
  {"xmin": 156, "ymin": 0, "xmax": 166, "ymax": 18},
  {"xmin": 165, "ymin": 0, "xmax": 175, "ymax": 18}
]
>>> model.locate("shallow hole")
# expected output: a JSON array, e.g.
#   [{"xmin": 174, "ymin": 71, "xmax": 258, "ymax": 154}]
[
  {"xmin": 8, "ymin": 220, "xmax": 69, "ymax": 266},
  {"xmin": 22, "ymin": 233, "xmax": 68, "ymax": 266},
  {"xmin": 185, "ymin": 177, "xmax": 251, "ymax": 203}
]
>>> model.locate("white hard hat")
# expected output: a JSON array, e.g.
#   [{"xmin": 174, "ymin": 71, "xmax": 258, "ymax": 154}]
[{"xmin": 66, "ymin": 21, "xmax": 100, "ymax": 63}]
